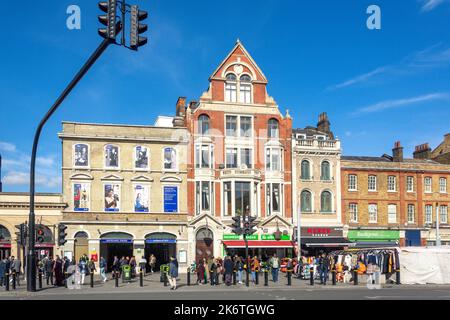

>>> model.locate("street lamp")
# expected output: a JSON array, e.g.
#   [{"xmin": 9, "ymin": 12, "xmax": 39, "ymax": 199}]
[
  {"xmin": 27, "ymin": 0, "xmax": 148, "ymax": 292},
  {"xmin": 436, "ymin": 202, "xmax": 441, "ymax": 246}
]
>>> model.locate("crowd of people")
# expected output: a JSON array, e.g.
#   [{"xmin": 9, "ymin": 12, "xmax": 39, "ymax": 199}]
[{"xmin": 0, "ymin": 256, "xmax": 22, "ymax": 287}]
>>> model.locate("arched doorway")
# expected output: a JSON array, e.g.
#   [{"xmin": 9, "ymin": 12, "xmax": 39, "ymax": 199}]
[
  {"xmin": 74, "ymin": 231, "xmax": 89, "ymax": 263},
  {"xmin": 196, "ymin": 228, "xmax": 214, "ymax": 262},
  {"xmin": 145, "ymin": 232, "xmax": 177, "ymax": 271},
  {"xmin": 0, "ymin": 225, "xmax": 11, "ymax": 260},
  {"xmin": 100, "ymin": 232, "xmax": 134, "ymax": 272}
]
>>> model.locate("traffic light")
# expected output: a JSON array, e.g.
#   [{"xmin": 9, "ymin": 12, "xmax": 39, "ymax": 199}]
[
  {"xmin": 15, "ymin": 223, "xmax": 27, "ymax": 246},
  {"xmin": 130, "ymin": 5, "xmax": 148, "ymax": 50},
  {"xmin": 57, "ymin": 224, "xmax": 68, "ymax": 246},
  {"xmin": 36, "ymin": 224, "xmax": 45, "ymax": 244},
  {"xmin": 243, "ymin": 215, "xmax": 258, "ymax": 236},
  {"xmin": 98, "ymin": 0, "xmax": 118, "ymax": 40},
  {"xmin": 231, "ymin": 216, "xmax": 243, "ymax": 235}
]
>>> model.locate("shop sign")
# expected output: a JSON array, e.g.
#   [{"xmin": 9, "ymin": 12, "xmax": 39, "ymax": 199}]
[
  {"xmin": 348, "ymin": 230, "xmax": 400, "ymax": 241},
  {"xmin": 261, "ymin": 234, "xmax": 291, "ymax": 241},
  {"xmin": 301, "ymin": 227, "xmax": 343, "ymax": 238},
  {"xmin": 146, "ymin": 239, "xmax": 177, "ymax": 244},
  {"xmin": 223, "ymin": 234, "xmax": 258, "ymax": 240},
  {"xmin": 100, "ymin": 239, "xmax": 133, "ymax": 244}
]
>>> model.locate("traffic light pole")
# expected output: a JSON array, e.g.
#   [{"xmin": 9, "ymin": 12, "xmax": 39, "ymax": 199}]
[
  {"xmin": 244, "ymin": 233, "xmax": 249, "ymax": 287},
  {"xmin": 27, "ymin": 38, "xmax": 113, "ymax": 292}
]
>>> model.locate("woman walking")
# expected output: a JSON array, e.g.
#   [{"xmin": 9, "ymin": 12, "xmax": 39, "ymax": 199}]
[
  {"xmin": 53, "ymin": 256, "xmax": 64, "ymax": 286},
  {"xmin": 196, "ymin": 259, "xmax": 205, "ymax": 285},
  {"xmin": 168, "ymin": 256, "xmax": 178, "ymax": 290}
]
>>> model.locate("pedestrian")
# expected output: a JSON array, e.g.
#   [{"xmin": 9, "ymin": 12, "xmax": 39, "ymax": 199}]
[
  {"xmin": 149, "ymin": 254, "xmax": 156, "ymax": 274},
  {"xmin": 196, "ymin": 259, "xmax": 205, "ymax": 285},
  {"xmin": 112, "ymin": 256, "xmax": 120, "ymax": 279},
  {"xmin": 53, "ymin": 255, "xmax": 64, "ymax": 287},
  {"xmin": 78, "ymin": 258, "xmax": 88, "ymax": 285},
  {"xmin": 44, "ymin": 256, "xmax": 54, "ymax": 286},
  {"xmin": 99, "ymin": 257, "xmax": 107, "ymax": 282},
  {"xmin": 88, "ymin": 257, "xmax": 97, "ymax": 282},
  {"xmin": 139, "ymin": 256, "xmax": 147, "ymax": 276},
  {"xmin": 224, "ymin": 256, "xmax": 234, "ymax": 286},
  {"xmin": 319, "ymin": 253, "xmax": 330, "ymax": 285},
  {"xmin": 210, "ymin": 258, "xmax": 218, "ymax": 286},
  {"xmin": 269, "ymin": 254, "xmax": 280, "ymax": 283},
  {"xmin": 10, "ymin": 256, "xmax": 21, "ymax": 286},
  {"xmin": 235, "ymin": 257, "xmax": 244, "ymax": 284},
  {"xmin": 0, "ymin": 258, "xmax": 6, "ymax": 287},
  {"xmin": 251, "ymin": 256, "xmax": 260, "ymax": 283},
  {"xmin": 130, "ymin": 256, "xmax": 137, "ymax": 278},
  {"xmin": 168, "ymin": 256, "xmax": 178, "ymax": 290}
]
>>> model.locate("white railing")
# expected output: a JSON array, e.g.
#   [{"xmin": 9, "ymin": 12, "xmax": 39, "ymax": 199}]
[{"xmin": 296, "ymin": 139, "xmax": 339, "ymax": 149}]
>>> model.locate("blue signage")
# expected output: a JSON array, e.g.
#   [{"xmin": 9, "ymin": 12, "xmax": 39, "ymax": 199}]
[
  {"xmin": 100, "ymin": 239, "xmax": 133, "ymax": 244},
  {"xmin": 145, "ymin": 239, "xmax": 177, "ymax": 244},
  {"xmin": 163, "ymin": 186, "xmax": 178, "ymax": 213}
]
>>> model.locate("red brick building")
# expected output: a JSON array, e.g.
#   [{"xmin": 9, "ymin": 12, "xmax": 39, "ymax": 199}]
[{"xmin": 175, "ymin": 40, "xmax": 293, "ymax": 262}]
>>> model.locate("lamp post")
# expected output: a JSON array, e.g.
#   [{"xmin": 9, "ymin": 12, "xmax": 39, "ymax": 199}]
[
  {"xmin": 436, "ymin": 202, "xmax": 441, "ymax": 247},
  {"xmin": 297, "ymin": 199, "xmax": 301, "ymax": 259}
]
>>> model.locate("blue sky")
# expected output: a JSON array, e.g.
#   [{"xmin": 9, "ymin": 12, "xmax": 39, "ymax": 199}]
[{"xmin": 0, "ymin": 0, "xmax": 450, "ymax": 193}]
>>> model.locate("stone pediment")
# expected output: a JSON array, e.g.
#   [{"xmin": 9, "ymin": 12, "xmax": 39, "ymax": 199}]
[
  {"xmin": 160, "ymin": 175, "xmax": 182, "ymax": 183},
  {"xmin": 69, "ymin": 173, "xmax": 94, "ymax": 181},
  {"xmin": 259, "ymin": 214, "xmax": 292, "ymax": 229},
  {"xmin": 100, "ymin": 174, "xmax": 124, "ymax": 181},
  {"xmin": 189, "ymin": 213, "xmax": 224, "ymax": 228},
  {"xmin": 131, "ymin": 175, "xmax": 154, "ymax": 182}
]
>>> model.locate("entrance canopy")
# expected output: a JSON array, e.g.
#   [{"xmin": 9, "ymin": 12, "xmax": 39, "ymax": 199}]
[
  {"xmin": 145, "ymin": 232, "xmax": 177, "ymax": 244},
  {"xmin": 300, "ymin": 237, "xmax": 355, "ymax": 248},
  {"xmin": 223, "ymin": 240, "xmax": 294, "ymax": 249}
]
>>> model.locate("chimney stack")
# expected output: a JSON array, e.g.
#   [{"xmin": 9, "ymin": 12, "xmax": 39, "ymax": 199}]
[
  {"xmin": 392, "ymin": 141, "xmax": 404, "ymax": 162},
  {"xmin": 173, "ymin": 97, "xmax": 187, "ymax": 127},
  {"xmin": 317, "ymin": 112, "xmax": 330, "ymax": 134},
  {"xmin": 413, "ymin": 143, "xmax": 431, "ymax": 160}
]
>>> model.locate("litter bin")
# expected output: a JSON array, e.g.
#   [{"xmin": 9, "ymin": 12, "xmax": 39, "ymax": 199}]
[
  {"xmin": 160, "ymin": 264, "xmax": 169, "ymax": 282},
  {"xmin": 122, "ymin": 265, "xmax": 132, "ymax": 282}
]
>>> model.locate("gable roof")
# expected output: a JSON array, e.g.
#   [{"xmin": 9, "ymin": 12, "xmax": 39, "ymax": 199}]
[{"xmin": 209, "ymin": 39, "xmax": 268, "ymax": 83}]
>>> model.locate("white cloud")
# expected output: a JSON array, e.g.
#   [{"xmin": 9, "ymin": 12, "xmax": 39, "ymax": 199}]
[
  {"xmin": 0, "ymin": 141, "xmax": 16, "ymax": 152},
  {"xmin": 421, "ymin": 0, "xmax": 445, "ymax": 12},
  {"xmin": 37, "ymin": 156, "xmax": 55, "ymax": 167},
  {"xmin": 3, "ymin": 171, "xmax": 60, "ymax": 188},
  {"xmin": 353, "ymin": 93, "xmax": 449, "ymax": 116},
  {"xmin": 328, "ymin": 67, "xmax": 388, "ymax": 90}
]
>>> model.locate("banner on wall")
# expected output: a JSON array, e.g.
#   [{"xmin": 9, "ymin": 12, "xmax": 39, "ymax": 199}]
[
  {"xmin": 104, "ymin": 184, "xmax": 120, "ymax": 212},
  {"xmin": 163, "ymin": 186, "xmax": 178, "ymax": 213},
  {"xmin": 74, "ymin": 183, "xmax": 90, "ymax": 212},
  {"xmin": 134, "ymin": 184, "xmax": 150, "ymax": 212}
]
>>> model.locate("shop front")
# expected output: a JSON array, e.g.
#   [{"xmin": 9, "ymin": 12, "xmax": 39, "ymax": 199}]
[
  {"xmin": 299, "ymin": 226, "xmax": 353, "ymax": 256},
  {"xmin": 348, "ymin": 229, "xmax": 400, "ymax": 248},
  {"xmin": 222, "ymin": 234, "xmax": 295, "ymax": 261}
]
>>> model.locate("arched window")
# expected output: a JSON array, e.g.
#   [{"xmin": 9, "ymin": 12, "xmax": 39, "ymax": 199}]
[
  {"xmin": 321, "ymin": 161, "xmax": 331, "ymax": 181},
  {"xmin": 301, "ymin": 160, "xmax": 311, "ymax": 180},
  {"xmin": 198, "ymin": 114, "xmax": 210, "ymax": 135},
  {"xmin": 163, "ymin": 147, "xmax": 177, "ymax": 170},
  {"xmin": 268, "ymin": 119, "xmax": 279, "ymax": 139},
  {"xmin": 225, "ymin": 73, "xmax": 237, "ymax": 102},
  {"xmin": 300, "ymin": 190, "xmax": 312, "ymax": 213},
  {"xmin": 239, "ymin": 75, "xmax": 252, "ymax": 103},
  {"xmin": 321, "ymin": 191, "xmax": 332, "ymax": 213}
]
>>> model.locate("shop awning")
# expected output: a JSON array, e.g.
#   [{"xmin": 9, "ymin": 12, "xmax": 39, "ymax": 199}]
[
  {"xmin": 222, "ymin": 240, "xmax": 295, "ymax": 248},
  {"xmin": 300, "ymin": 237, "xmax": 355, "ymax": 248}
]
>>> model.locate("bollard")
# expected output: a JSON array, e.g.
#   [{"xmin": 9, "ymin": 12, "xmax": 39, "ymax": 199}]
[
  {"xmin": 164, "ymin": 272, "xmax": 168, "ymax": 287},
  {"xmin": 140, "ymin": 269, "xmax": 144, "ymax": 287},
  {"xmin": 309, "ymin": 267, "xmax": 314, "ymax": 286},
  {"xmin": 287, "ymin": 270, "xmax": 292, "ymax": 286},
  {"xmin": 396, "ymin": 269, "xmax": 401, "ymax": 285},
  {"xmin": 353, "ymin": 270, "xmax": 358, "ymax": 286},
  {"xmin": 233, "ymin": 271, "xmax": 236, "ymax": 285},
  {"xmin": 115, "ymin": 271, "xmax": 119, "ymax": 288},
  {"xmin": 264, "ymin": 270, "xmax": 269, "ymax": 286},
  {"xmin": 245, "ymin": 270, "xmax": 249, "ymax": 287},
  {"xmin": 5, "ymin": 273, "xmax": 9, "ymax": 291},
  {"xmin": 332, "ymin": 270, "xmax": 336, "ymax": 286},
  {"xmin": 90, "ymin": 271, "xmax": 94, "ymax": 288},
  {"xmin": 63, "ymin": 272, "xmax": 67, "ymax": 288},
  {"xmin": 187, "ymin": 268, "xmax": 191, "ymax": 286},
  {"xmin": 39, "ymin": 271, "xmax": 43, "ymax": 289},
  {"xmin": 255, "ymin": 271, "xmax": 259, "ymax": 285},
  {"xmin": 12, "ymin": 272, "xmax": 16, "ymax": 290}
]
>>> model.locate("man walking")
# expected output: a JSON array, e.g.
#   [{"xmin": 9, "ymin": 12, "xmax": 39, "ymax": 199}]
[
  {"xmin": 44, "ymin": 256, "xmax": 54, "ymax": 286},
  {"xmin": 270, "ymin": 254, "xmax": 280, "ymax": 283},
  {"xmin": 319, "ymin": 253, "xmax": 330, "ymax": 285},
  {"xmin": 10, "ymin": 256, "xmax": 21, "ymax": 286}
]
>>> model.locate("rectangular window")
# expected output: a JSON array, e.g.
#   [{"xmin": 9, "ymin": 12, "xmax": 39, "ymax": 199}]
[
  {"xmin": 388, "ymin": 204, "xmax": 397, "ymax": 224},
  {"xmin": 235, "ymin": 182, "xmax": 251, "ymax": 216},
  {"xmin": 441, "ymin": 206, "xmax": 448, "ymax": 224},
  {"xmin": 440, "ymin": 178, "xmax": 447, "ymax": 193},
  {"xmin": 239, "ymin": 84, "xmax": 251, "ymax": 103},
  {"xmin": 266, "ymin": 148, "xmax": 281, "ymax": 172},
  {"xmin": 369, "ymin": 204, "xmax": 378, "ymax": 223},
  {"xmin": 226, "ymin": 148, "xmax": 238, "ymax": 168},
  {"xmin": 424, "ymin": 177, "xmax": 432, "ymax": 193},
  {"xmin": 407, "ymin": 176, "xmax": 414, "ymax": 192},
  {"xmin": 388, "ymin": 176, "xmax": 396, "ymax": 192},
  {"xmin": 201, "ymin": 182, "xmax": 211, "ymax": 211},
  {"xmin": 195, "ymin": 145, "xmax": 213, "ymax": 169},
  {"xmin": 226, "ymin": 116, "xmax": 238, "ymax": 137},
  {"xmin": 240, "ymin": 148, "xmax": 252, "ymax": 168},
  {"xmin": 425, "ymin": 205, "xmax": 433, "ymax": 224},
  {"xmin": 368, "ymin": 175, "xmax": 377, "ymax": 192},
  {"xmin": 266, "ymin": 183, "xmax": 281, "ymax": 216},
  {"xmin": 348, "ymin": 175, "xmax": 357, "ymax": 191},
  {"xmin": 349, "ymin": 203, "xmax": 358, "ymax": 223},
  {"xmin": 225, "ymin": 83, "xmax": 237, "ymax": 102},
  {"xmin": 240, "ymin": 116, "xmax": 252, "ymax": 137},
  {"xmin": 223, "ymin": 182, "xmax": 232, "ymax": 217},
  {"xmin": 407, "ymin": 204, "xmax": 415, "ymax": 224}
]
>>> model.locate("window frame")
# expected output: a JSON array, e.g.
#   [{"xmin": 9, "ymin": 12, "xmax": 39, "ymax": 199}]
[
  {"xmin": 104, "ymin": 144, "xmax": 120, "ymax": 170},
  {"xmin": 424, "ymin": 177, "xmax": 432, "ymax": 193},
  {"xmin": 439, "ymin": 178, "xmax": 447, "ymax": 194},
  {"xmin": 406, "ymin": 176, "xmax": 414, "ymax": 193},
  {"xmin": 440, "ymin": 206, "xmax": 448, "ymax": 224},
  {"xmin": 368, "ymin": 175, "xmax": 377, "ymax": 192},
  {"xmin": 268, "ymin": 119, "xmax": 280, "ymax": 139},
  {"xmin": 349, "ymin": 203, "xmax": 358, "ymax": 223},
  {"xmin": 321, "ymin": 161, "xmax": 331, "ymax": 181},
  {"xmin": 368, "ymin": 204, "xmax": 378, "ymax": 223},
  {"xmin": 388, "ymin": 204, "xmax": 397, "ymax": 224},
  {"xmin": 198, "ymin": 114, "xmax": 210, "ymax": 135},
  {"xmin": 387, "ymin": 176, "xmax": 397, "ymax": 192},
  {"xmin": 162, "ymin": 147, "xmax": 178, "ymax": 172},
  {"xmin": 73, "ymin": 143, "xmax": 90, "ymax": 168},
  {"xmin": 265, "ymin": 147, "xmax": 283, "ymax": 172},
  {"xmin": 348, "ymin": 174, "xmax": 358, "ymax": 191},
  {"xmin": 407, "ymin": 204, "xmax": 415, "ymax": 224}
]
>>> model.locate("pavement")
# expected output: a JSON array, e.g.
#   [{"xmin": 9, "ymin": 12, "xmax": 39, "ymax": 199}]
[{"xmin": 1, "ymin": 273, "xmax": 450, "ymax": 300}]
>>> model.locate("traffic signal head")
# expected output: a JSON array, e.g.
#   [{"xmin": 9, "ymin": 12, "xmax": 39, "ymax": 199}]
[
  {"xmin": 231, "ymin": 216, "xmax": 243, "ymax": 235},
  {"xmin": 58, "ymin": 224, "xmax": 68, "ymax": 246},
  {"xmin": 130, "ymin": 5, "xmax": 148, "ymax": 50},
  {"xmin": 36, "ymin": 225, "xmax": 45, "ymax": 243},
  {"xmin": 98, "ymin": 0, "xmax": 118, "ymax": 40},
  {"xmin": 243, "ymin": 216, "xmax": 258, "ymax": 235},
  {"xmin": 15, "ymin": 223, "xmax": 27, "ymax": 246}
]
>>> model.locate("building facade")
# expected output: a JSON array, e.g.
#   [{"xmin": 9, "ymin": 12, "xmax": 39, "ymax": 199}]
[
  {"xmin": 179, "ymin": 40, "xmax": 294, "ymax": 262},
  {"xmin": 58, "ymin": 121, "xmax": 190, "ymax": 271},
  {"xmin": 0, "ymin": 193, "xmax": 65, "ymax": 261},
  {"xmin": 341, "ymin": 142, "xmax": 450, "ymax": 247},
  {"xmin": 292, "ymin": 113, "xmax": 348, "ymax": 255}
]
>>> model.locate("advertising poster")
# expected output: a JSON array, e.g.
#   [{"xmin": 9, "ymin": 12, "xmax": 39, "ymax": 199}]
[
  {"xmin": 74, "ymin": 144, "xmax": 88, "ymax": 166},
  {"xmin": 73, "ymin": 183, "xmax": 89, "ymax": 212},
  {"xmin": 135, "ymin": 146, "xmax": 149, "ymax": 169},
  {"xmin": 104, "ymin": 184, "xmax": 120, "ymax": 212},
  {"xmin": 163, "ymin": 186, "xmax": 178, "ymax": 213},
  {"xmin": 105, "ymin": 144, "xmax": 119, "ymax": 167},
  {"xmin": 134, "ymin": 184, "xmax": 150, "ymax": 212}
]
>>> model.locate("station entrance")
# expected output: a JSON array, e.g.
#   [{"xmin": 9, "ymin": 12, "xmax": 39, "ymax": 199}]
[
  {"xmin": 145, "ymin": 233, "xmax": 177, "ymax": 271},
  {"xmin": 100, "ymin": 232, "xmax": 134, "ymax": 272}
]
